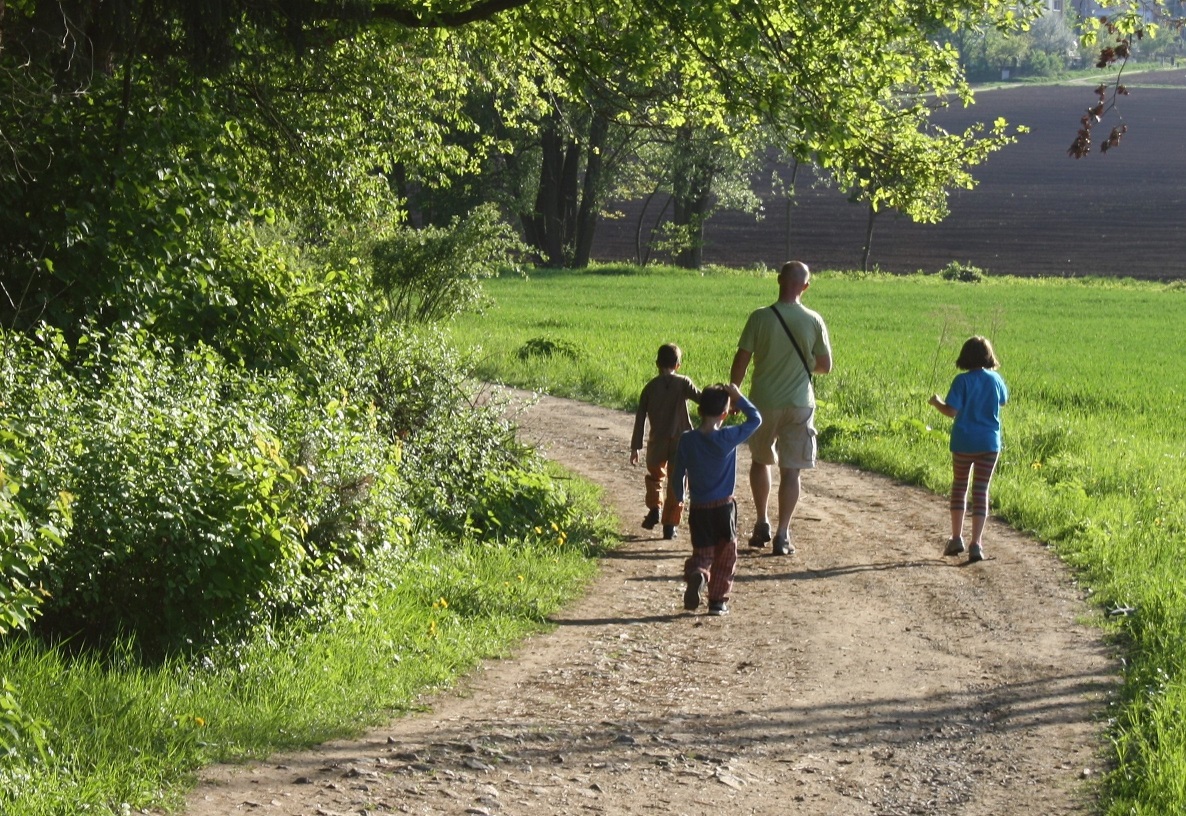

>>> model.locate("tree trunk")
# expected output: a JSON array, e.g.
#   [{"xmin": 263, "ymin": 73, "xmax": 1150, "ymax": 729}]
[
  {"xmin": 636, "ymin": 187, "xmax": 661, "ymax": 265},
  {"xmin": 572, "ymin": 111, "xmax": 608, "ymax": 268},
  {"xmin": 784, "ymin": 160, "xmax": 799, "ymax": 261},
  {"xmin": 522, "ymin": 110, "xmax": 594, "ymax": 268},
  {"xmin": 669, "ymin": 128, "xmax": 715, "ymax": 270},
  {"xmin": 639, "ymin": 191, "xmax": 671, "ymax": 266},
  {"xmin": 861, "ymin": 200, "xmax": 876, "ymax": 272},
  {"xmin": 524, "ymin": 121, "xmax": 567, "ymax": 267},
  {"xmin": 673, "ymin": 193, "xmax": 710, "ymax": 269}
]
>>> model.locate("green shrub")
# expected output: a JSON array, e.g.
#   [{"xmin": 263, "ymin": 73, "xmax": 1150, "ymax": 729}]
[
  {"xmin": 3, "ymin": 317, "xmax": 554, "ymax": 656},
  {"xmin": 0, "ymin": 327, "xmax": 406, "ymax": 656},
  {"xmin": 371, "ymin": 203, "xmax": 525, "ymax": 324},
  {"xmin": 16, "ymin": 332, "xmax": 311, "ymax": 654},
  {"xmin": 516, "ymin": 336, "xmax": 582, "ymax": 361},
  {"xmin": 939, "ymin": 261, "xmax": 986, "ymax": 282},
  {"xmin": 0, "ymin": 333, "xmax": 75, "ymax": 638},
  {"xmin": 0, "ymin": 445, "xmax": 72, "ymax": 639}
]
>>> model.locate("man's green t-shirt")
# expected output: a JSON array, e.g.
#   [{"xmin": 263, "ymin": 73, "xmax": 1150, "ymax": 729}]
[{"xmin": 737, "ymin": 302, "xmax": 831, "ymax": 410}]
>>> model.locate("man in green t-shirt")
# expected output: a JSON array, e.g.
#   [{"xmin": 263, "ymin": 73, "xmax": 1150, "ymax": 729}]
[{"xmin": 729, "ymin": 261, "xmax": 833, "ymax": 556}]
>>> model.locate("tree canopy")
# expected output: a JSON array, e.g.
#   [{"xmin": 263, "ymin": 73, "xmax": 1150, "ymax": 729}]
[{"xmin": 1, "ymin": 0, "xmax": 1034, "ymax": 315}]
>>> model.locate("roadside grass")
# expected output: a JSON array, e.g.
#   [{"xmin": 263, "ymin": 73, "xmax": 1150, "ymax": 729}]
[
  {"xmin": 1, "ymin": 465, "xmax": 614, "ymax": 815},
  {"xmin": 449, "ymin": 263, "xmax": 1186, "ymax": 815}
]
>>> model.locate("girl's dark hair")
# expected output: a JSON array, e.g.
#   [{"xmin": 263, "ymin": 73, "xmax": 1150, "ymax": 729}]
[
  {"xmin": 956, "ymin": 336, "xmax": 999, "ymax": 370},
  {"xmin": 656, "ymin": 343, "xmax": 682, "ymax": 369},
  {"xmin": 699, "ymin": 385, "xmax": 731, "ymax": 417}
]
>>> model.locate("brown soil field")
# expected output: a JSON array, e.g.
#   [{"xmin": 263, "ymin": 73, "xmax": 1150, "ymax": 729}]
[{"xmin": 592, "ymin": 70, "xmax": 1186, "ymax": 279}]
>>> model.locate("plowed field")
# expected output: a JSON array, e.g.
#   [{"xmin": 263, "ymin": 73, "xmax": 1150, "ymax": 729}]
[{"xmin": 592, "ymin": 70, "xmax": 1186, "ymax": 279}]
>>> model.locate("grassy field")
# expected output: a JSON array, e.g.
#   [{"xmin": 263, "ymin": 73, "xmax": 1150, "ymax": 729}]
[{"xmin": 449, "ymin": 264, "xmax": 1186, "ymax": 814}]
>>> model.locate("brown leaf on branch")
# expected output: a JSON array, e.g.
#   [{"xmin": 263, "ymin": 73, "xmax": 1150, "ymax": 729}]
[
  {"xmin": 1068, "ymin": 129, "xmax": 1091, "ymax": 159},
  {"xmin": 1072, "ymin": 25, "xmax": 1133, "ymax": 158}
]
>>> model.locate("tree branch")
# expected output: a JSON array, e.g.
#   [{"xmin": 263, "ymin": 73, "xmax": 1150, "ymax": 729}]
[{"xmin": 368, "ymin": 0, "xmax": 533, "ymax": 28}]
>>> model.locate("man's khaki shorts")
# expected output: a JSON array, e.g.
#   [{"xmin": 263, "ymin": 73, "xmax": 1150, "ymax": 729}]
[{"xmin": 748, "ymin": 405, "xmax": 817, "ymax": 469}]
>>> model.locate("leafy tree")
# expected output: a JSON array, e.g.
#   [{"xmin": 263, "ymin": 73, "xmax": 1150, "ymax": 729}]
[
  {"xmin": 1030, "ymin": 7, "xmax": 1080, "ymax": 66},
  {"xmin": 983, "ymin": 27, "xmax": 1033, "ymax": 76},
  {"xmin": 4, "ymin": 0, "xmax": 1035, "ymax": 290}
]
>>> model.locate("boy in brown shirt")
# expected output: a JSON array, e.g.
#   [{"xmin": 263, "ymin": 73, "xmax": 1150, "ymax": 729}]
[{"xmin": 630, "ymin": 344, "xmax": 701, "ymax": 539}]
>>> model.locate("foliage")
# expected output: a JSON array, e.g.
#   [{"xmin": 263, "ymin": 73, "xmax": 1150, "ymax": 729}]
[
  {"xmin": 517, "ymin": 336, "xmax": 583, "ymax": 362},
  {"xmin": 0, "ymin": 439, "xmax": 71, "ymax": 639},
  {"xmin": 0, "ymin": 399, "xmax": 66, "ymax": 771},
  {"xmin": 939, "ymin": 261, "xmax": 987, "ymax": 282},
  {"xmin": 372, "ymin": 204, "xmax": 526, "ymax": 324},
  {"xmin": 3, "ymin": 331, "xmax": 321, "ymax": 654},
  {"xmin": 1062, "ymin": 0, "xmax": 1183, "ymax": 158},
  {"xmin": 1, "ymin": 0, "xmax": 1039, "ymax": 330}
]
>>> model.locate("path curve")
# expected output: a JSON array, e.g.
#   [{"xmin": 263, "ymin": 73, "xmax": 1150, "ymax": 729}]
[{"xmin": 182, "ymin": 388, "xmax": 1116, "ymax": 816}]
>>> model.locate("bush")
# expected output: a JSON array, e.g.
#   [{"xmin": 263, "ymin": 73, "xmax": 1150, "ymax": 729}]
[
  {"xmin": 0, "ymin": 327, "xmax": 407, "ymax": 656},
  {"xmin": 939, "ymin": 261, "xmax": 986, "ymax": 283},
  {"xmin": 371, "ymin": 203, "xmax": 525, "ymax": 324},
  {"xmin": 3, "ymin": 316, "xmax": 554, "ymax": 657},
  {"xmin": 1024, "ymin": 50, "xmax": 1065, "ymax": 77},
  {"xmin": 0, "ymin": 334, "xmax": 75, "ymax": 638},
  {"xmin": 516, "ymin": 336, "xmax": 582, "ymax": 361}
]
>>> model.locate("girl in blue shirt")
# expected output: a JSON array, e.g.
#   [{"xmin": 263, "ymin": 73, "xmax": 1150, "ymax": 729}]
[{"xmin": 929, "ymin": 336, "xmax": 1009, "ymax": 563}]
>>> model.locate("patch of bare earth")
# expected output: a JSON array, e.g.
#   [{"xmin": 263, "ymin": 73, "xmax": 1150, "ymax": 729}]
[{"xmin": 179, "ymin": 388, "xmax": 1116, "ymax": 816}]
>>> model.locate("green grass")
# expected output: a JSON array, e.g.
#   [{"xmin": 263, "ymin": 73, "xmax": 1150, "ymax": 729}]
[
  {"xmin": 449, "ymin": 263, "xmax": 1186, "ymax": 815},
  {"xmin": 0, "ymin": 467, "xmax": 614, "ymax": 815}
]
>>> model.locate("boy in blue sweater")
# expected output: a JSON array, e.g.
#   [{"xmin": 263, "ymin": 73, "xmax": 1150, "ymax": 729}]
[{"xmin": 671, "ymin": 383, "xmax": 762, "ymax": 615}]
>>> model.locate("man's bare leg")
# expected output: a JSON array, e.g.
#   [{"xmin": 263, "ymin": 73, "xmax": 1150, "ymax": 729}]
[
  {"xmin": 776, "ymin": 466, "xmax": 801, "ymax": 540},
  {"xmin": 748, "ymin": 461, "xmax": 773, "ymax": 545}
]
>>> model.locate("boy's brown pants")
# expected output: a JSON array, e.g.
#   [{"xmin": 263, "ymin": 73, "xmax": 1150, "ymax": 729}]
[{"xmin": 645, "ymin": 435, "xmax": 685, "ymax": 526}]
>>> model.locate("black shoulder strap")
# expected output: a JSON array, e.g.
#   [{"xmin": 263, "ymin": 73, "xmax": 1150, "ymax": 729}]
[{"xmin": 769, "ymin": 305, "xmax": 814, "ymax": 385}]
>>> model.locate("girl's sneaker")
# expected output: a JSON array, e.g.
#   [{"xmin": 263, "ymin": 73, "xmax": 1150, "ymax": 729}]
[
  {"xmin": 968, "ymin": 543, "xmax": 985, "ymax": 563},
  {"xmin": 943, "ymin": 536, "xmax": 966, "ymax": 556}
]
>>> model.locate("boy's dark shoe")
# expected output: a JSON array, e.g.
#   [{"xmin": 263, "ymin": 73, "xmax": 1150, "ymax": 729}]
[
  {"xmin": 663, "ymin": 524, "xmax": 677, "ymax": 540},
  {"xmin": 772, "ymin": 533, "xmax": 795, "ymax": 556},
  {"xmin": 708, "ymin": 601, "xmax": 730, "ymax": 616},
  {"xmin": 748, "ymin": 521, "xmax": 772, "ymax": 549},
  {"xmin": 642, "ymin": 507, "xmax": 660, "ymax": 530},
  {"xmin": 683, "ymin": 572, "xmax": 705, "ymax": 611}
]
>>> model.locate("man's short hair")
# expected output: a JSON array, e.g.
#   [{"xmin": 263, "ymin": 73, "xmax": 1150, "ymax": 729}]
[
  {"xmin": 778, "ymin": 260, "xmax": 810, "ymax": 287},
  {"xmin": 699, "ymin": 385, "xmax": 730, "ymax": 417},
  {"xmin": 656, "ymin": 343, "xmax": 682, "ymax": 369}
]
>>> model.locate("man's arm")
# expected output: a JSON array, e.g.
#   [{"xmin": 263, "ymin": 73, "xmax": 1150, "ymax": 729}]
[
  {"xmin": 730, "ymin": 348, "xmax": 752, "ymax": 386},
  {"xmin": 814, "ymin": 352, "xmax": 832, "ymax": 374}
]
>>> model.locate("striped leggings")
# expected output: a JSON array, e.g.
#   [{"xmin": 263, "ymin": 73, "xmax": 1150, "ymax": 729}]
[{"xmin": 951, "ymin": 451, "xmax": 1000, "ymax": 518}]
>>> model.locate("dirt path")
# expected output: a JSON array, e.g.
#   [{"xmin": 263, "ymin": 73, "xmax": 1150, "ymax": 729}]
[{"xmin": 182, "ymin": 388, "xmax": 1117, "ymax": 816}]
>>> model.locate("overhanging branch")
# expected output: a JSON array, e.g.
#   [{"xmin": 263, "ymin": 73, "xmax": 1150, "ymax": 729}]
[{"xmin": 369, "ymin": 0, "xmax": 533, "ymax": 28}]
